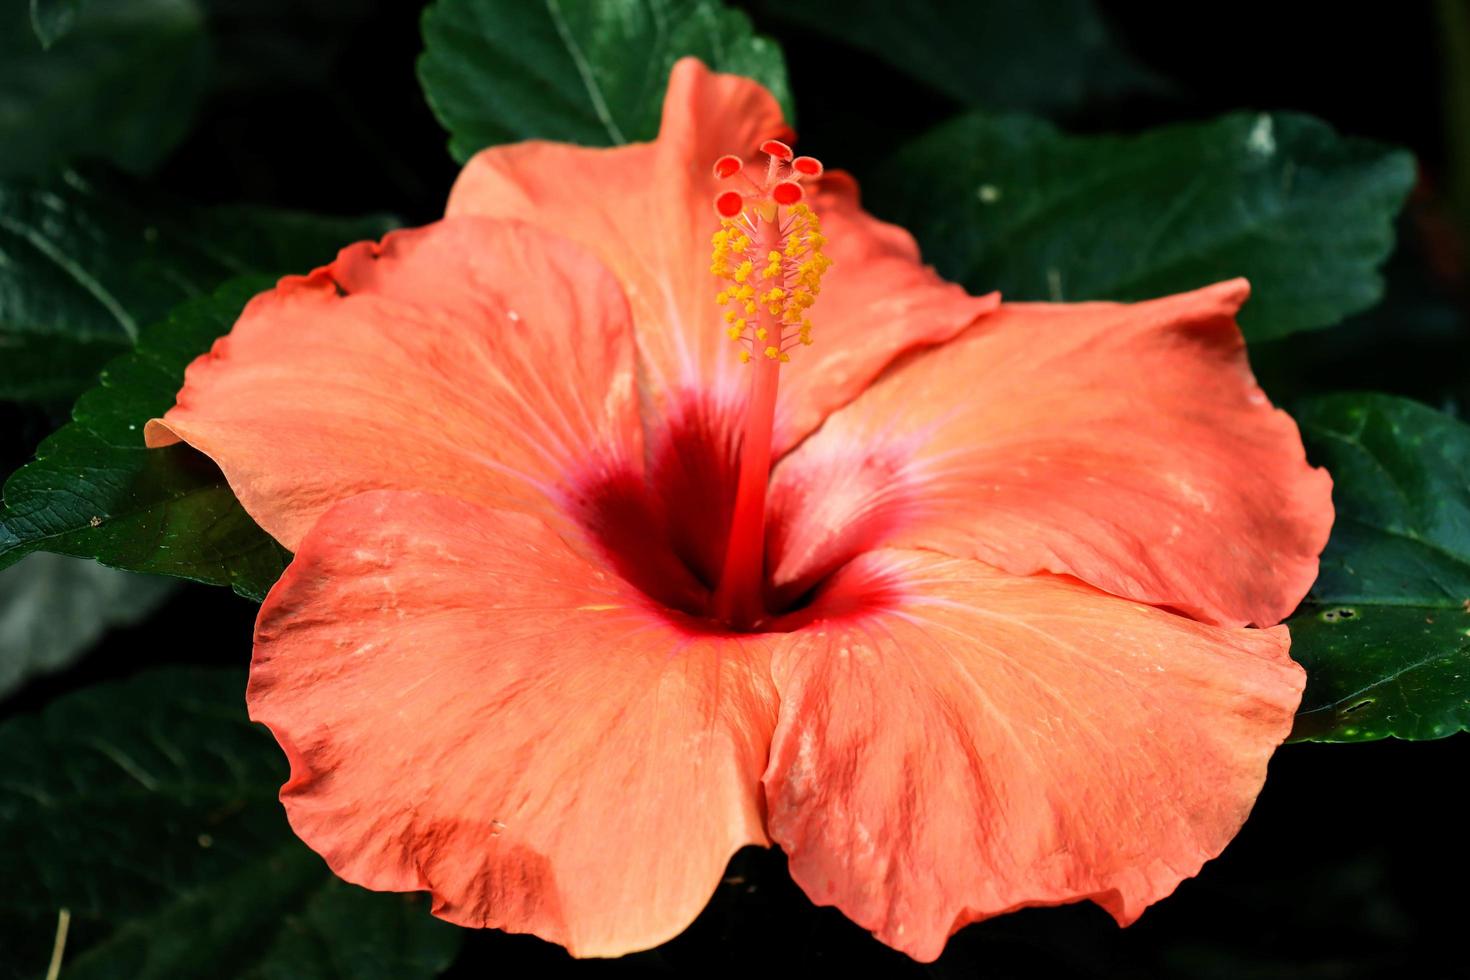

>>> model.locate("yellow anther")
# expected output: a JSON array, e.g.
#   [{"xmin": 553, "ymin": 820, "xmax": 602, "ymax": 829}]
[{"xmin": 713, "ymin": 191, "xmax": 831, "ymax": 365}]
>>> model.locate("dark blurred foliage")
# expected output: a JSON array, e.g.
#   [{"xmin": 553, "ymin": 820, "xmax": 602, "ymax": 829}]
[{"xmin": 4, "ymin": 1, "xmax": 1468, "ymax": 977}]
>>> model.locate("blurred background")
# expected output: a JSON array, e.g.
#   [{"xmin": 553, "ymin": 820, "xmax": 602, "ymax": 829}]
[{"xmin": 2, "ymin": 1, "xmax": 1467, "ymax": 977}]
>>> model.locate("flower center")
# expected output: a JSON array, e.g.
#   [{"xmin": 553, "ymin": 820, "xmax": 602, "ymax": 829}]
[{"xmin": 707, "ymin": 140, "xmax": 831, "ymax": 629}]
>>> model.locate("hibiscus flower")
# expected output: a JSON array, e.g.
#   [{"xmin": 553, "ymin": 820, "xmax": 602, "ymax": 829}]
[{"xmin": 143, "ymin": 59, "xmax": 1333, "ymax": 961}]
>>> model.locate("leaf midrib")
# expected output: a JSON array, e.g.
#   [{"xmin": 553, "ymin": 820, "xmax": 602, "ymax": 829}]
[
  {"xmin": 543, "ymin": 0, "xmax": 625, "ymax": 143},
  {"xmin": 1296, "ymin": 619, "xmax": 1470, "ymax": 716}
]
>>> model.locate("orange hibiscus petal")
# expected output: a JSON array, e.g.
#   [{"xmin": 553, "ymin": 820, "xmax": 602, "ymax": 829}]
[
  {"xmin": 764, "ymin": 550, "xmax": 1304, "ymax": 962},
  {"xmin": 776, "ymin": 172, "xmax": 998, "ymax": 450},
  {"xmin": 250, "ymin": 490, "xmax": 778, "ymax": 956},
  {"xmin": 768, "ymin": 280, "xmax": 1333, "ymax": 627},
  {"xmin": 447, "ymin": 57, "xmax": 993, "ymax": 453},
  {"xmin": 145, "ymin": 216, "xmax": 642, "ymax": 551}
]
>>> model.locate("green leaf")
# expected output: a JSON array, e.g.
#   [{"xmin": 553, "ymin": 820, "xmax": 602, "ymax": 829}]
[
  {"xmin": 0, "ymin": 331, "xmax": 124, "ymax": 406},
  {"xmin": 0, "ymin": 171, "xmax": 398, "ymax": 405},
  {"xmin": 418, "ymin": 0, "xmax": 792, "ymax": 158},
  {"xmin": 1250, "ymin": 236, "xmax": 1470, "ymax": 413},
  {"xmin": 0, "ymin": 554, "xmax": 175, "ymax": 698},
  {"xmin": 1, "ymin": 0, "xmax": 206, "ymax": 175},
  {"xmin": 758, "ymin": 0, "xmax": 1164, "ymax": 114},
  {"xmin": 0, "ymin": 668, "xmax": 462, "ymax": 980},
  {"xmin": 871, "ymin": 112, "xmax": 1415, "ymax": 342},
  {"xmin": 29, "ymin": 0, "xmax": 88, "ymax": 48},
  {"xmin": 1288, "ymin": 393, "xmax": 1470, "ymax": 742},
  {"xmin": 0, "ymin": 281, "xmax": 289, "ymax": 602}
]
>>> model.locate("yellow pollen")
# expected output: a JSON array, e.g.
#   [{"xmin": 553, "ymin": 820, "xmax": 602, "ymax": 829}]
[{"xmin": 711, "ymin": 185, "xmax": 832, "ymax": 365}]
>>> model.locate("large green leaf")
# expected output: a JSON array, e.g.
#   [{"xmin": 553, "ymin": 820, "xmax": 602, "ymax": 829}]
[
  {"xmin": 0, "ymin": 667, "xmax": 462, "ymax": 980},
  {"xmin": 0, "ymin": 554, "xmax": 176, "ymax": 699},
  {"xmin": 757, "ymin": 0, "xmax": 1164, "ymax": 114},
  {"xmin": 1, "ymin": 0, "xmax": 206, "ymax": 176},
  {"xmin": 0, "ymin": 171, "xmax": 397, "ymax": 404},
  {"xmin": 1289, "ymin": 393, "xmax": 1470, "ymax": 742},
  {"xmin": 871, "ymin": 112, "xmax": 1415, "ymax": 342},
  {"xmin": 0, "ymin": 281, "xmax": 288, "ymax": 602},
  {"xmin": 1250, "ymin": 238, "xmax": 1470, "ymax": 414},
  {"xmin": 418, "ymin": 0, "xmax": 792, "ymax": 159}
]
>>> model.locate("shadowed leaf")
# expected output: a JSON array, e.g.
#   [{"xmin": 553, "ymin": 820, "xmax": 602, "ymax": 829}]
[
  {"xmin": 0, "ymin": 171, "xmax": 396, "ymax": 404},
  {"xmin": 1289, "ymin": 394, "xmax": 1470, "ymax": 741},
  {"xmin": 870, "ymin": 112, "xmax": 1414, "ymax": 342},
  {"xmin": 2, "ymin": 0, "xmax": 205, "ymax": 173},
  {"xmin": 0, "ymin": 668, "xmax": 462, "ymax": 979}
]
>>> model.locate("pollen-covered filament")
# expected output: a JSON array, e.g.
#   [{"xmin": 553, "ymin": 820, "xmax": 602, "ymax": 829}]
[
  {"xmin": 710, "ymin": 191, "xmax": 830, "ymax": 362},
  {"xmin": 708, "ymin": 141, "xmax": 832, "ymax": 628}
]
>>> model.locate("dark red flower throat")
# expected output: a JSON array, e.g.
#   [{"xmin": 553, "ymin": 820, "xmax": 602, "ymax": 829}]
[{"xmin": 564, "ymin": 389, "xmax": 909, "ymax": 633}]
